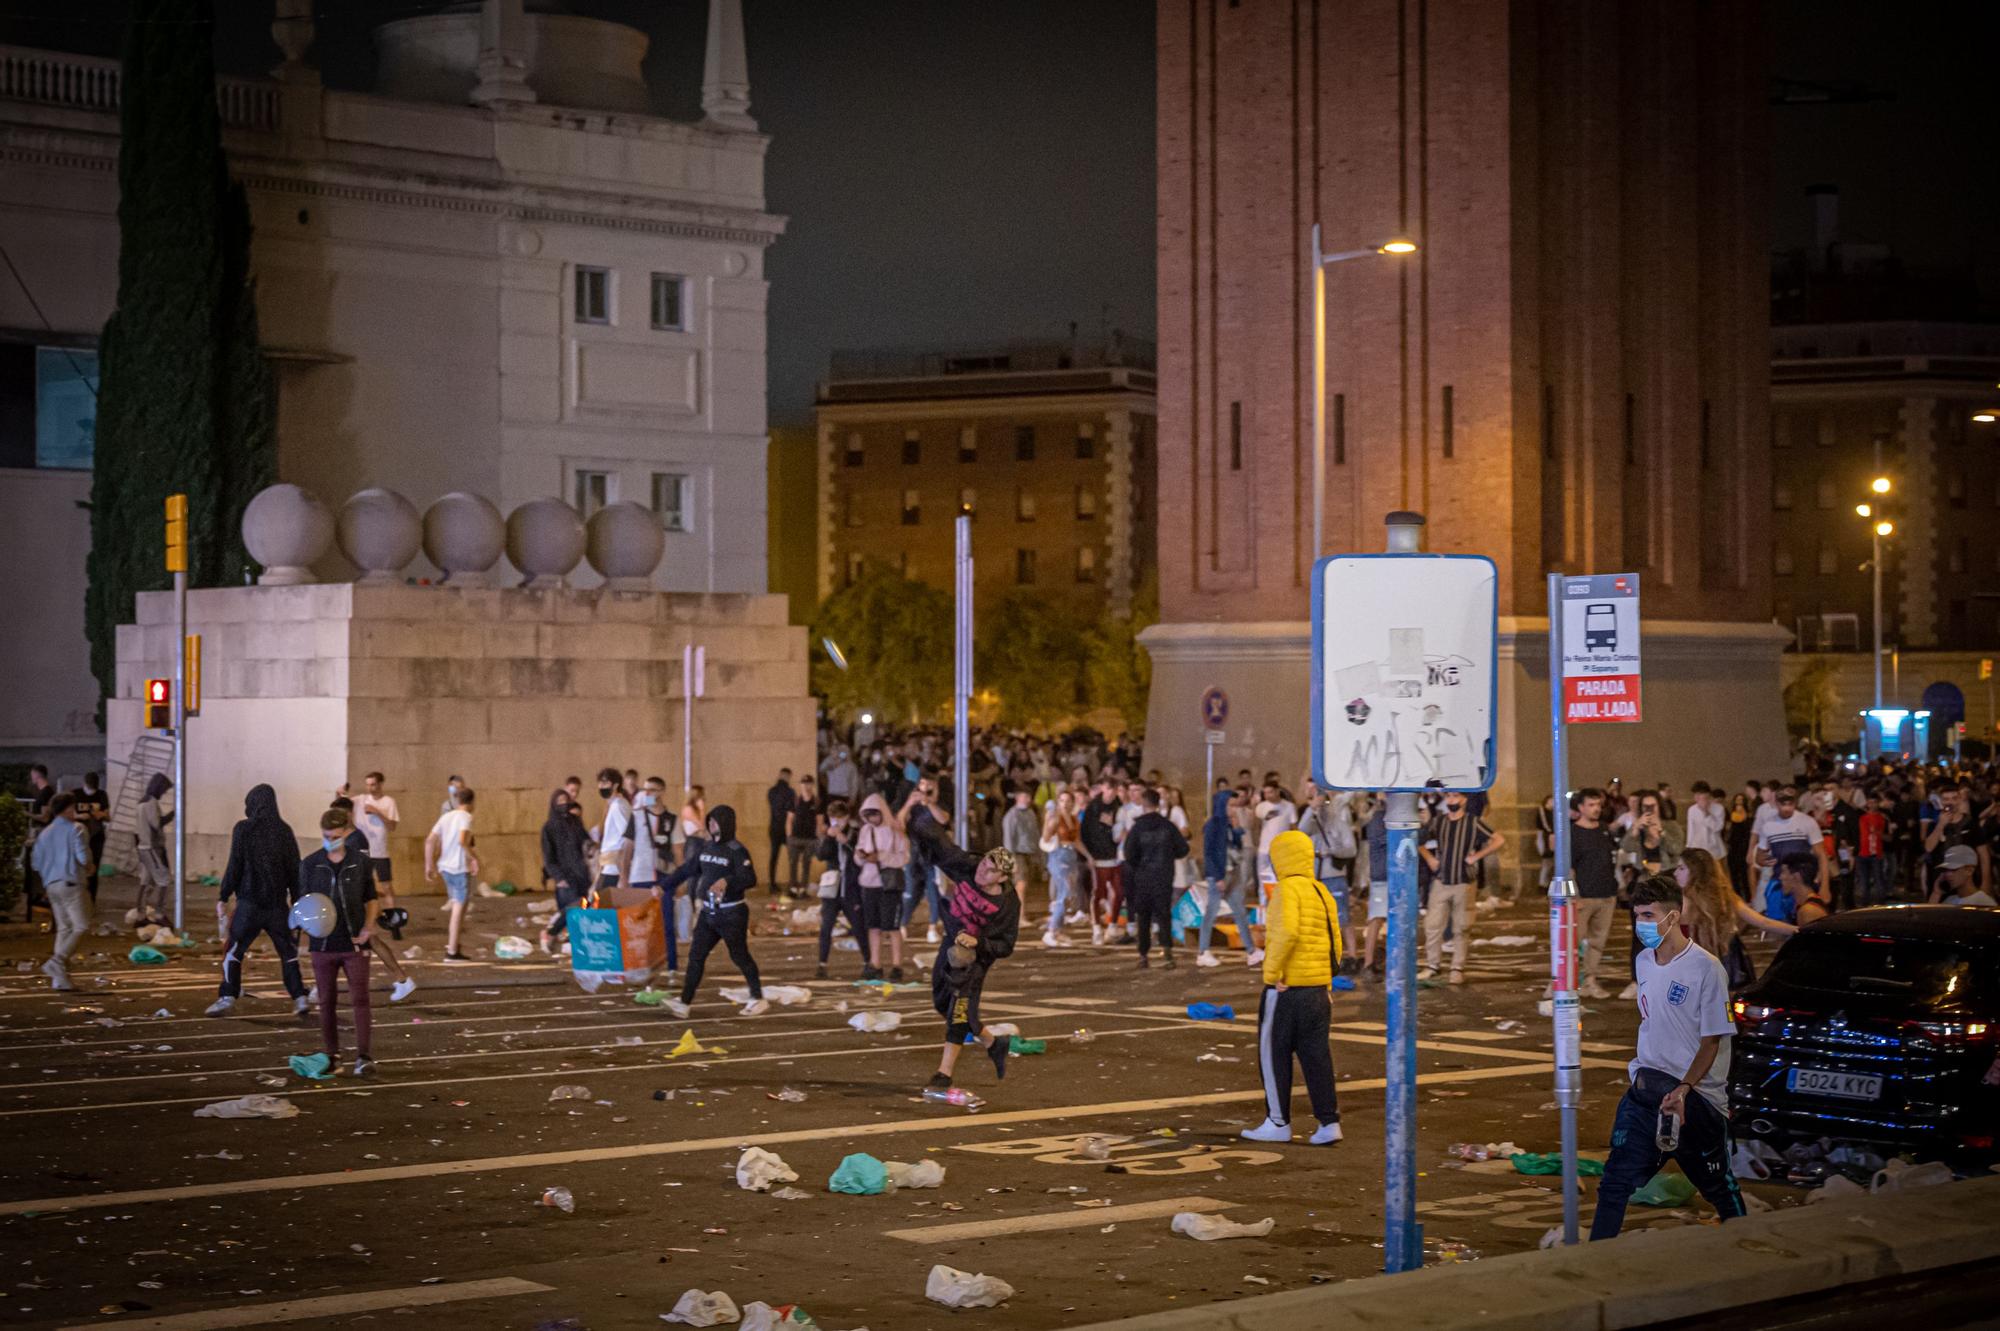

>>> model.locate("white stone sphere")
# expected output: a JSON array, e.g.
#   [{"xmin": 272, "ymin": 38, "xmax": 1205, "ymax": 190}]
[
  {"xmin": 586, "ymin": 500, "xmax": 664, "ymax": 590},
  {"xmin": 336, "ymin": 488, "xmax": 421, "ymax": 583},
  {"xmin": 242, "ymin": 483, "xmax": 333, "ymax": 585},
  {"xmin": 421, "ymin": 492, "xmax": 504, "ymax": 586},
  {"xmin": 506, "ymin": 497, "xmax": 586, "ymax": 588}
]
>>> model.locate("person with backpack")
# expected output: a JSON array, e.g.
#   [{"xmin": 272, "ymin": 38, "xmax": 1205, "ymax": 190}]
[
  {"xmin": 855, "ymin": 792, "xmax": 910, "ymax": 981},
  {"xmin": 1240, "ymin": 829, "xmax": 1345, "ymax": 1145}
]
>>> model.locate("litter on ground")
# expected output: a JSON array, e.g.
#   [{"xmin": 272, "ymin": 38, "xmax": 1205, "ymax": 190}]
[
  {"xmin": 737, "ymin": 1147, "xmax": 801, "ymax": 1193},
  {"xmin": 848, "ymin": 1011, "xmax": 902, "ymax": 1033},
  {"xmin": 193, "ymin": 1095, "xmax": 298, "ymax": 1120},
  {"xmin": 1171, "ymin": 1212, "xmax": 1274, "ymax": 1241},
  {"xmin": 661, "ymin": 1289, "xmax": 739, "ymax": 1325},
  {"xmin": 925, "ymin": 1265, "xmax": 1015, "ymax": 1309}
]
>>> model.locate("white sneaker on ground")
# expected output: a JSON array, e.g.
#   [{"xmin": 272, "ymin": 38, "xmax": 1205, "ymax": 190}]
[
  {"xmin": 1041, "ymin": 932, "xmax": 1061, "ymax": 948},
  {"xmin": 305, "ymin": 986, "xmax": 319, "ymax": 1005},
  {"xmin": 1091, "ymin": 925, "xmax": 1106, "ymax": 946},
  {"xmin": 1067, "ymin": 910, "xmax": 1089, "ymax": 926},
  {"xmin": 39, "ymin": 957, "xmax": 59, "ymax": 977},
  {"xmin": 390, "ymin": 978, "xmax": 417, "ymax": 1003},
  {"xmin": 1244, "ymin": 949, "xmax": 1265, "ymax": 967},
  {"xmin": 1580, "ymin": 981, "xmax": 1610, "ymax": 1000},
  {"xmin": 49, "ymin": 968, "xmax": 75, "ymax": 991},
  {"xmin": 1195, "ymin": 951, "xmax": 1220, "ymax": 968},
  {"xmin": 742, "ymin": 999, "xmax": 770, "ymax": 1016},
  {"xmin": 663, "ymin": 998, "xmax": 691, "ymax": 1019},
  {"xmin": 206, "ymin": 996, "xmax": 235, "ymax": 1017},
  {"xmin": 926, "ymin": 926, "xmax": 941, "ymax": 945},
  {"xmin": 1310, "ymin": 1122, "xmax": 1344, "ymax": 1146},
  {"xmin": 351, "ymin": 1056, "xmax": 375, "ymax": 1078},
  {"xmin": 293, "ymin": 996, "xmax": 311, "ymax": 1016},
  {"xmin": 1617, "ymin": 982, "xmax": 1639, "ymax": 1000},
  {"xmin": 1240, "ymin": 1118, "xmax": 1292, "ymax": 1143},
  {"xmin": 1418, "ymin": 967, "xmax": 1438, "ymax": 981}
]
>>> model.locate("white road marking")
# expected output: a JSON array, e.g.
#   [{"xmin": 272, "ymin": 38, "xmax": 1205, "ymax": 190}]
[
  {"xmin": 0, "ymin": 1057, "xmax": 1623, "ymax": 1216},
  {"xmin": 1430, "ymin": 1030, "xmax": 1524, "ymax": 1042},
  {"xmin": 884, "ymin": 1194, "xmax": 1238, "ymax": 1243},
  {"xmin": 52, "ymin": 1277, "xmax": 553, "ymax": 1330}
]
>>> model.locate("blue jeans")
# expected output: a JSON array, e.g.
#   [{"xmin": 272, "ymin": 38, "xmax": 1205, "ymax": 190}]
[
  {"xmin": 1198, "ymin": 876, "xmax": 1249, "ymax": 954},
  {"xmin": 1046, "ymin": 848, "xmax": 1078, "ymax": 926},
  {"xmin": 902, "ymin": 860, "xmax": 940, "ymax": 930},
  {"xmin": 1589, "ymin": 1067, "xmax": 1746, "ymax": 1239},
  {"xmin": 1856, "ymin": 856, "xmax": 1890, "ymax": 906},
  {"xmin": 442, "ymin": 870, "xmax": 470, "ymax": 903}
]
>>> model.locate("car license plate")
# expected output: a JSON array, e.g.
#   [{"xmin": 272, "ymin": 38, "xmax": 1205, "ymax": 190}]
[{"xmin": 1786, "ymin": 1067, "xmax": 1882, "ymax": 1101}]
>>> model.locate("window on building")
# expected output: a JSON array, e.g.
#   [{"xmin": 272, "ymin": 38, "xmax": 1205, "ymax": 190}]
[
  {"xmin": 1015, "ymin": 425, "xmax": 1036, "ymax": 462},
  {"xmin": 649, "ymin": 273, "xmax": 687, "ymax": 330},
  {"xmin": 1818, "ymin": 542, "xmax": 1838, "ymax": 576},
  {"xmin": 902, "ymin": 431, "xmax": 921, "ymax": 466},
  {"xmin": 1623, "ymin": 393, "xmax": 1636, "ymax": 466},
  {"xmin": 1948, "ymin": 469, "xmax": 1966, "ymax": 508},
  {"xmin": 842, "ymin": 489, "xmax": 862, "ymax": 528},
  {"xmin": 1774, "ymin": 546, "xmax": 1794, "ymax": 576},
  {"xmin": 845, "ymin": 553, "xmax": 865, "ymax": 586},
  {"xmin": 1333, "ymin": 393, "xmax": 1345, "ymax": 465},
  {"xmin": 1015, "ymin": 548, "xmax": 1037, "ymax": 585},
  {"xmin": 1443, "ymin": 385, "xmax": 1456, "ymax": 460},
  {"xmin": 844, "ymin": 433, "xmax": 864, "ymax": 467},
  {"xmin": 901, "ymin": 489, "xmax": 921, "ymax": 525},
  {"xmin": 1229, "ymin": 401, "xmax": 1242, "ymax": 470},
  {"xmin": 1699, "ymin": 399, "xmax": 1712, "ymax": 470},
  {"xmin": 573, "ymin": 469, "xmax": 613, "ymax": 517},
  {"xmin": 1816, "ymin": 414, "xmax": 1836, "ymax": 448},
  {"xmin": 1016, "ymin": 488, "xmax": 1036, "ymax": 522},
  {"xmin": 574, "ymin": 266, "xmax": 611, "ymax": 324},
  {"xmin": 1773, "ymin": 482, "xmax": 1793, "ymax": 511},
  {"xmin": 16, "ymin": 346, "xmax": 100, "ymax": 470},
  {"xmin": 1076, "ymin": 424, "xmax": 1095, "ymax": 460},
  {"xmin": 1075, "ymin": 545, "xmax": 1096, "ymax": 583},
  {"xmin": 959, "ymin": 426, "xmax": 977, "ymax": 464},
  {"xmin": 959, "ymin": 487, "xmax": 977, "ymax": 519},
  {"xmin": 1949, "ymin": 538, "xmax": 1967, "ymax": 574},
  {"xmin": 651, "ymin": 472, "xmax": 691, "ymax": 532},
  {"xmin": 1075, "ymin": 485, "xmax": 1097, "ymax": 521},
  {"xmin": 898, "ymin": 550, "xmax": 911, "ymax": 576},
  {"xmin": 1815, "ymin": 477, "xmax": 1836, "ymax": 510}
]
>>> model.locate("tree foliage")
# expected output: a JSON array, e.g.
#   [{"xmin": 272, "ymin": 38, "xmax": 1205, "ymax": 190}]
[
  {"xmin": 1084, "ymin": 595, "xmax": 1155, "ymax": 734},
  {"xmin": 811, "ymin": 565, "xmax": 954, "ymax": 724},
  {"xmin": 977, "ymin": 592, "xmax": 1090, "ymax": 728},
  {"xmin": 0, "ymin": 794, "xmax": 24, "ymax": 916},
  {"xmin": 1782, "ymin": 657, "xmax": 1841, "ymax": 742},
  {"xmin": 86, "ymin": 0, "xmax": 275, "ymax": 719}
]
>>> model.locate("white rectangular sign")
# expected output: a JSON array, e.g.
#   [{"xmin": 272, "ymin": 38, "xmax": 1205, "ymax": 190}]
[
  {"xmin": 1310, "ymin": 554, "xmax": 1498, "ymax": 791},
  {"xmin": 1558, "ymin": 573, "xmax": 1640, "ymax": 723}
]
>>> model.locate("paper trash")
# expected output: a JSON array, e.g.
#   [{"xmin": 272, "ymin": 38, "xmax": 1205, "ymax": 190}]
[
  {"xmin": 1171, "ymin": 1211, "xmax": 1274, "ymax": 1241},
  {"xmin": 737, "ymin": 1147, "xmax": 801, "ymax": 1192},
  {"xmin": 661, "ymin": 1289, "xmax": 741, "ymax": 1326},
  {"xmin": 193, "ymin": 1095, "xmax": 299, "ymax": 1120},
  {"xmin": 925, "ymin": 1265, "xmax": 1015, "ymax": 1309},
  {"xmin": 886, "ymin": 1159, "xmax": 945, "ymax": 1190},
  {"xmin": 848, "ymin": 1011, "xmax": 902, "ymax": 1033}
]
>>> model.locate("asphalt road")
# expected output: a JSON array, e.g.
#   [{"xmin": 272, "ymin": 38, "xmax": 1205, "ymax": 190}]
[{"xmin": 0, "ymin": 879, "xmax": 1801, "ymax": 1330}]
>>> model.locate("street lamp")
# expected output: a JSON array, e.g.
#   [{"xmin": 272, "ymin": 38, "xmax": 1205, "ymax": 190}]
[
  {"xmin": 1310, "ymin": 225, "xmax": 1418, "ymax": 558},
  {"xmin": 1864, "ymin": 476, "xmax": 1893, "ymax": 712}
]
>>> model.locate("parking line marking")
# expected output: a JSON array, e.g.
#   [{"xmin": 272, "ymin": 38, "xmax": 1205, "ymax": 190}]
[
  {"xmin": 884, "ymin": 1194, "xmax": 1237, "ymax": 1243},
  {"xmin": 52, "ymin": 1277, "xmax": 554, "ymax": 1330},
  {"xmin": 1431, "ymin": 1030, "xmax": 1524, "ymax": 1041},
  {"xmin": 0, "ymin": 1057, "xmax": 1621, "ymax": 1216}
]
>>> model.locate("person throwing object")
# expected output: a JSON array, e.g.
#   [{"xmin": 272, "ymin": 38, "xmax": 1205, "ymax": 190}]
[{"xmin": 913, "ymin": 821, "xmax": 1022, "ymax": 1095}]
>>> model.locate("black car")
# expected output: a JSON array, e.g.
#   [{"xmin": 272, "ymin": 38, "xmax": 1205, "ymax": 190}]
[{"xmin": 1729, "ymin": 904, "xmax": 2000, "ymax": 1163}]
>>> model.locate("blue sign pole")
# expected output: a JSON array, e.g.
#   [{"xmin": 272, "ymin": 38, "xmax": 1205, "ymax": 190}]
[{"xmin": 1381, "ymin": 511, "xmax": 1424, "ymax": 1273}]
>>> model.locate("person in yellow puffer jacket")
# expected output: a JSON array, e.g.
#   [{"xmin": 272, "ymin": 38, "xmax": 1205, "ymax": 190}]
[{"xmin": 1241, "ymin": 828, "xmax": 1345, "ymax": 1145}]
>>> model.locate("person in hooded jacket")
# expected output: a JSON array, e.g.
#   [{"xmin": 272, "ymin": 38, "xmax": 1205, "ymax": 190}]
[
  {"xmin": 538, "ymin": 790, "xmax": 595, "ymax": 959},
  {"xmin": 855, "ymin": 791, "xmax": 910, "ymax": 980},
  {"xmin": 911, "ymin": 819, "xmax": 1021, "ymax": 1095},
  {"xmin": 300, "ymin": 807, "xmax": 377, "ymax": 1075},
  {"xmin": 813, "ymin": 799, "xmax": 870, "ymax": 979},
  {"xmin": 1240, "ymin": 829, "xmax": 1345, "ymax": 1145},
  {"xmin": 1122, "ymin": 786, "xmax": 1190, "ymax": 968},
  {"xmin": 1196, "ymin": 786, "xmax": 1251, "ymax": 966},
  {"xmin": 655, "ymin": 805, "xmax": 766, "ymax": 1018},
  {"xmin": 133, "ymin": 773, "xmax": 175, "ymax": 925},
  {"xmin": 207, "ymin": 784, "xmax": 309, "ymax": 1017}
]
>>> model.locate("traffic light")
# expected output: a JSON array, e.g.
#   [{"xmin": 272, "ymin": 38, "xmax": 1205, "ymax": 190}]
[
  {"xmin": 145, "ymin": 678, "xmax": 172, "ymax": 730},
  {"xmin": 165, "ymin": 493, "xmax": 187, "ymax": 573},
  {"xmin": 185, "ymin": 634, "xmax": 201, "ymax": 715},
  {"xmin": 1981, "ymin": 658, "xmax": 1994, "ymax": 681}
]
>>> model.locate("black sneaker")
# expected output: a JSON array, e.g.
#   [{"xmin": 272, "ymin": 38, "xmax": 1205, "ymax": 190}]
[
  {"xmin": 861, "ymin": 965, "xmax": 881, "ymax": 981},
  {"xmin": 1163, "ymin": 951, "xmax": 1177, "ymax": 970},
  {"xmin": 925, "ymin": 1072, "xmax": 953, "ymax": 1092},
  {"xmin": 988, "ymin": 1034, "xmax": 1011, "ymax": 1081},
  {"xmin": 443, "ymin": 951, "xmax": 470, "ymax": 964},
  {"xmin": 815, "ymin": 963, "xmax": 828, "ymax": 980},
  {"xmin": 1137, "ymin": 955, "xmax": 1151, "ymax": 970},
  {"xmin": 889, "ymin": 966, "xmax": 904, "ymax": 983},
  {"xmin": 351, "ymin": 1056, "xmax": 375, "ymax": 1078}
]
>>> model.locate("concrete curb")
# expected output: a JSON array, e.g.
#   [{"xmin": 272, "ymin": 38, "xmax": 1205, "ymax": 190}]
[{"xmin": 1066, "ymin": 1175, "xmax": 2000, "ymax": 1331}]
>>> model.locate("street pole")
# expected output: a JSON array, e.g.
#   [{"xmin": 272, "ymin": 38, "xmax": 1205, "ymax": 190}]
[
  {"xmin": 1872, "ymin": 527, "xmax": 1883, "ymax": 713},
  {"xmin": 1382, "ymin": 509, "xmax": 1423, "ymax": 1274},
  {"xmin": 172, "ymin": 568, "xmax": 187, "ymax": 935},
  {"xmin": 1310, "ymin": 224, "xmax": 1327, "ymax": 561},
  {"xmin": 1545, "ymin": 572, "xmax": 1582, "ymax": 1245},
  {"xmin": 1203, "ymin": 735, "xmax": 1215, "ymax": 798},
  {"xmin": 682, "ymin": 644, "xmax": 703, "ymax": 799},
  {"xmin": 954, "ymin": 513, "xmax": 971, "ymax": 848}
]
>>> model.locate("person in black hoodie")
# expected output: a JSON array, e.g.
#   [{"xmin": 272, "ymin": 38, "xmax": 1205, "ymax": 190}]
[
  {"xmin": 656, "ymin": 804, "xmax": 766, "ymax": 1017},
  {"xmin": 301, "ymin": 807, "xmax": 378, "ymax": 1076},
  {"xmin": 537, "ymin": 790, "xmax": 594, "ymax": 958},
  {"xmin": 912, "ymin": 819, "xmax": 1022, "ymax": 1095},
  {"xmin": 207, "ymin": 784, "xmax": 308, "ymax": 1018},
  {"xmin": 1081, "ymin": 783, "xmax": 1123, "ymax": 945},
  {"xmin": 1122, "ymin": 787, "xmax": 1190, "ymax": 969}
]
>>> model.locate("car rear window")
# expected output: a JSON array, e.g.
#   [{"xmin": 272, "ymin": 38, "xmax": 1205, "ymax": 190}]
[{"xmin": 1763, "ymin": 933, "xmax": 1988, "ymax": 1003}]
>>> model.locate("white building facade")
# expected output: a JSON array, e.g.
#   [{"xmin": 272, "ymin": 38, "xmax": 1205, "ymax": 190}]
[{"xmin": 0, "ymin": 0, "xmax": 781, "ymax": 771}]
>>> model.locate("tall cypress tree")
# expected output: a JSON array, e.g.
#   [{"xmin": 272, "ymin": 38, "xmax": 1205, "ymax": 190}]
[{"xmin": 86, "ymin": 0, "xmax": 275, "ymax": 721}]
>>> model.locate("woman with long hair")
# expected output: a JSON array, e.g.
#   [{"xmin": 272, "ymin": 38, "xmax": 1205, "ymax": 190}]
[
  {"xmin": 1040, "ymin": 790, "xmax": 1083, "ymax": 947},
  {"xmin": 1722, "ymin": 793, "xmax": 1755, "ymax": 899},
  {"xmin": 1675, "ymin": 847, "xmax": 1793, "ymax": 990}
]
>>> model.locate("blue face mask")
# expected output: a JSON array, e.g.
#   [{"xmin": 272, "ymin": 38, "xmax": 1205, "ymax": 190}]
[
  {"xmin": 1636, "ymin": 915, "xmax": 1673, "ymax": 950},
  {"xmin": 323, "ymin": 836, "xmax": 344, "ymax": 853}
]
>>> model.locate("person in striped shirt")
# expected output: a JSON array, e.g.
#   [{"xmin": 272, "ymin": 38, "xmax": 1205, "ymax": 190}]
[{"xmin": 1418, "ymin": 793, "xmax": 1503, "ymax": 985}]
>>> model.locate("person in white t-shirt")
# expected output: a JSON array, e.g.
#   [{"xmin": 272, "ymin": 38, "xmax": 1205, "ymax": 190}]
[
  {"xmin": 423, "ymin": 787, "xmax": 478, "ymax": 962},
  {"xmin": 594, "ymin": 766, "xmax": 635, "ymax": 889},
  {"xmin": 630, "ymin": 776, "xmax": 667, "ymax": 890},
  {"xmin": 1253, "ymin": 782, "xmax": 1298, "ymax": 886},
  {"xmin": 343, "ymin": 772, "xmax": 415, "ymax": 1001},
  {"xmin": 1589, "ymin": 874, "xmax": 1746, "ymax": 1239},
  {"xmin": 1754, "ymin": 787, "xmax": 1828, "ymax": 901},
  {"xmin": 1683, "ymin": 781, "xmax": 1726, "ymax": 859}
]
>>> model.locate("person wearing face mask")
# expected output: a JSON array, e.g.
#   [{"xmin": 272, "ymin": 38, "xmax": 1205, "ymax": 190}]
[
  {"xmin": 538, "ymin": 790, "xmax": 594, "ymax": 958},
  {"xmin": 441, "ymin": 775, "xmax": 463, "ymax": 817},
  {"xmin": 208, "ymin": 785, "xmax": 310, "ymax": 1017},
  {"xmin": 654, "ymin": 805, "xmax": 765, "ymax": 1018},
  {"xmin": 594, "ymin": 766, "xmax": 635, "ymax": 890},
  {"xmin": 300, "ymin": 808, "xmax": 378, "ymax": 1076},
  {"xmin": 1417, "ymin": 792, "xmax": 1502, "ymax": 985},
  {"xmin": 1589, "ymin": 874, "xmax": 1745, "ymax": 1239}
]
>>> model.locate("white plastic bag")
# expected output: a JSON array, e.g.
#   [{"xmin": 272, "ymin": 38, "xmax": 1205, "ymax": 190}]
[
  {"xmin": 1872, "ymin": 1159, "xmax": 1953, "ymax": 1194},
  {"xmin": 494, "ymin": 935, "xmax": 534, "ymax": 960},
  {"xmin": 886, "ymin": 1159, "xmax": 945, "ymax": 1190},
  {"xmin": 662, "ymin": 1289, "xmax": 741, "ymax": 1326},
  {"xmin": 723, "ymin": 984, "xmax": 812, "ymax": 1007},
  {"xmin": 924, "ymin": 1265, "xmax": 1014, "ymax": 1309},
  {"xmin": 1171, "ymin": 1211, "xmax": 1274, "ymax": 1241},
  {"xmin": 1808, "ymin": 1174, "xmax": 1867, "ymax": 1204},
  {"xmin": 985, "ymin": 1022, "xmax": 1020, "ymax": 1037},
  {"xmin": 739, "ymin": 1302, "xmax": 816, "ymax": 1331},
  {"xmin": 737, "ymin": 1147, "xmax": 801, "ymax": 1192},
  {"xmin": 848, "ymin": 1010, "xmax": 902, "ymax": 1033},
  {"xmin": 193, "ymin": 1094, "xmax": 299, "ymax": 1120}
]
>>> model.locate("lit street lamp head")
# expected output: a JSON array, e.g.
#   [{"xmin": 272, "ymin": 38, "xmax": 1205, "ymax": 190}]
[
  {"xmin": 1855, "ymin": 503, "xmax": 1871, "ymax": 517},
  {"xmin": 1870, "ymin": 476, "xmax": 1892, "ymax": 494},
  {"xmin": 1377, "ymin": 239, "xmax": 1418, "ymax": 254},
  {"xmin": 1875, "ymin": 520, "xmax": 1895, "ymax": 537}
]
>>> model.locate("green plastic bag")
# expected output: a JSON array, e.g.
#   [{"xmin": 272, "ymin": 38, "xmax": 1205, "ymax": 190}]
[
  {"xmin": 1011, "ymin": 1038, "xmax": 1048, "ymax": 1055},
  {"xmin": 1631, "ymin": 1168, "xmax": 1697, "ymax": 1207},
  {"xmin": 632, "ymin": 989, "xmax": 669, "ymax": 1007},
  {"xmin": 1508, "ymin": 1152, "xmax": 1605, "ymax": 1177},
  {"xmin": 288, "ymin": 1052, "xmax": 333, "ymax": 1080},
  {"xmin": 491, "ymin": 880, "xmax": 519, "ymax": 896},
  {"xmin": 828, "ymin": 1152, "xmax": 889, "ymax": 1195},
  {"xmin": 128, "ymin": 945, "xmax": 168, "ymax": 965}
]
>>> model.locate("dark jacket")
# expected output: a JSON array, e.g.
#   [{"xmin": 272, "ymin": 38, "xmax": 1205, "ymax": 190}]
[
  {"xmin": 1122, "ymin": 810, "xmax": 1190, "ymax": 895},
  {"xmin": 220, "ymin": 785, "xmax": 301, "ymax": 912},
  {"xmin": 660, "ymin": 803, "xmax": 757, "ymax": 912},
  {"xmin": 540, "ymin": 792, "xmax": 592, "ymax": 893},
  {"xmin": 298, "ymin": 843, "xmax": 375, "ymax": 953},
  {"xmin": 912, "ymin": 818, "xmax": 1021, "ymax": 971},
  {"xmin": 766, "ymin": 781, "xmax": 795, "ymax": 839},
  {"xmin": 1202, "ymin": 789, "xmax": 1232, "ymax": 879},
  {"xmin": 1080, "ymin": 796, "xmax": 1119, "ymax": 862}
]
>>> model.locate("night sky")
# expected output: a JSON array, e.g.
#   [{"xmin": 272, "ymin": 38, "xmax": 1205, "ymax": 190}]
[{"xmin": 0, "ymin": 1, "xmax": 1991, "ymax": 426}]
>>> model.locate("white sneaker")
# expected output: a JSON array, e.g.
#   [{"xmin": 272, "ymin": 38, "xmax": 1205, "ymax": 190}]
[
  {"xmin": 49, "ymin": 968, "xmax": 75, "ymax": 992},
  {"xmin": 206, "ymin": 996, "xmax": 235, "ymax": 1017},
  {"xmin": 1041, "ymin": 932, "xmax": 1062, "ymax": 949},
  {"xmin": 1091, "ymin": 925, "xmax": 1105, "ymax": 946},
  {"xmin": 1195, "ymin": 951, "xmax": 1220, "ymax": 968},
  {"xmin": 1418, "ymin": 967, "xmax": 1438, "ymax": 981},
  {"xmin": 1310, "ymin": 1122, "xmax": 1344, "ymax": 1146},
  {"xmin": 742, "ymin": 999, "xmax": 770, "ymax": 1016},
  {"xmin": 1067, "ymin": 910, "xmax": 1089, "ymax": 926},
  {"xmin": 390, "ymin": 978, "xmax": 417, "ymax": 1003},
  {"xmin": 926, "ymin": 926, "xmax": 941, "ymax": 945},
  {"xmin": 1580, "ymin": 981, "xmax": 1610, "ymax": 1000},
  {"xmin": 1617, "ymin": 982, "xmax": 1639, "ymax": 1000},
  {"xmin": 1244, "ymin": 949, "xmax": 1265, "ymax": 967},
  {"xmin": 305, "ymin": 986, "xmax": 319, "ymax": 1005},
  {"xmin": 1240, "ymin": 1118, "xmax": 1292, "ymax": 1143},
  {"xmin": 293, "ymin": 996, "xmax": 311, "ymax": 1016},
  {"xmin": 663, "ymin": 998, "xmax": 691, "ymax": 1019}
]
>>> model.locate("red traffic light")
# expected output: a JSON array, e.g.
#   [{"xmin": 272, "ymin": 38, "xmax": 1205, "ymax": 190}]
[{"xmin": 146, "ymin": 678, "xmax": 170, "ymax": 706}]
